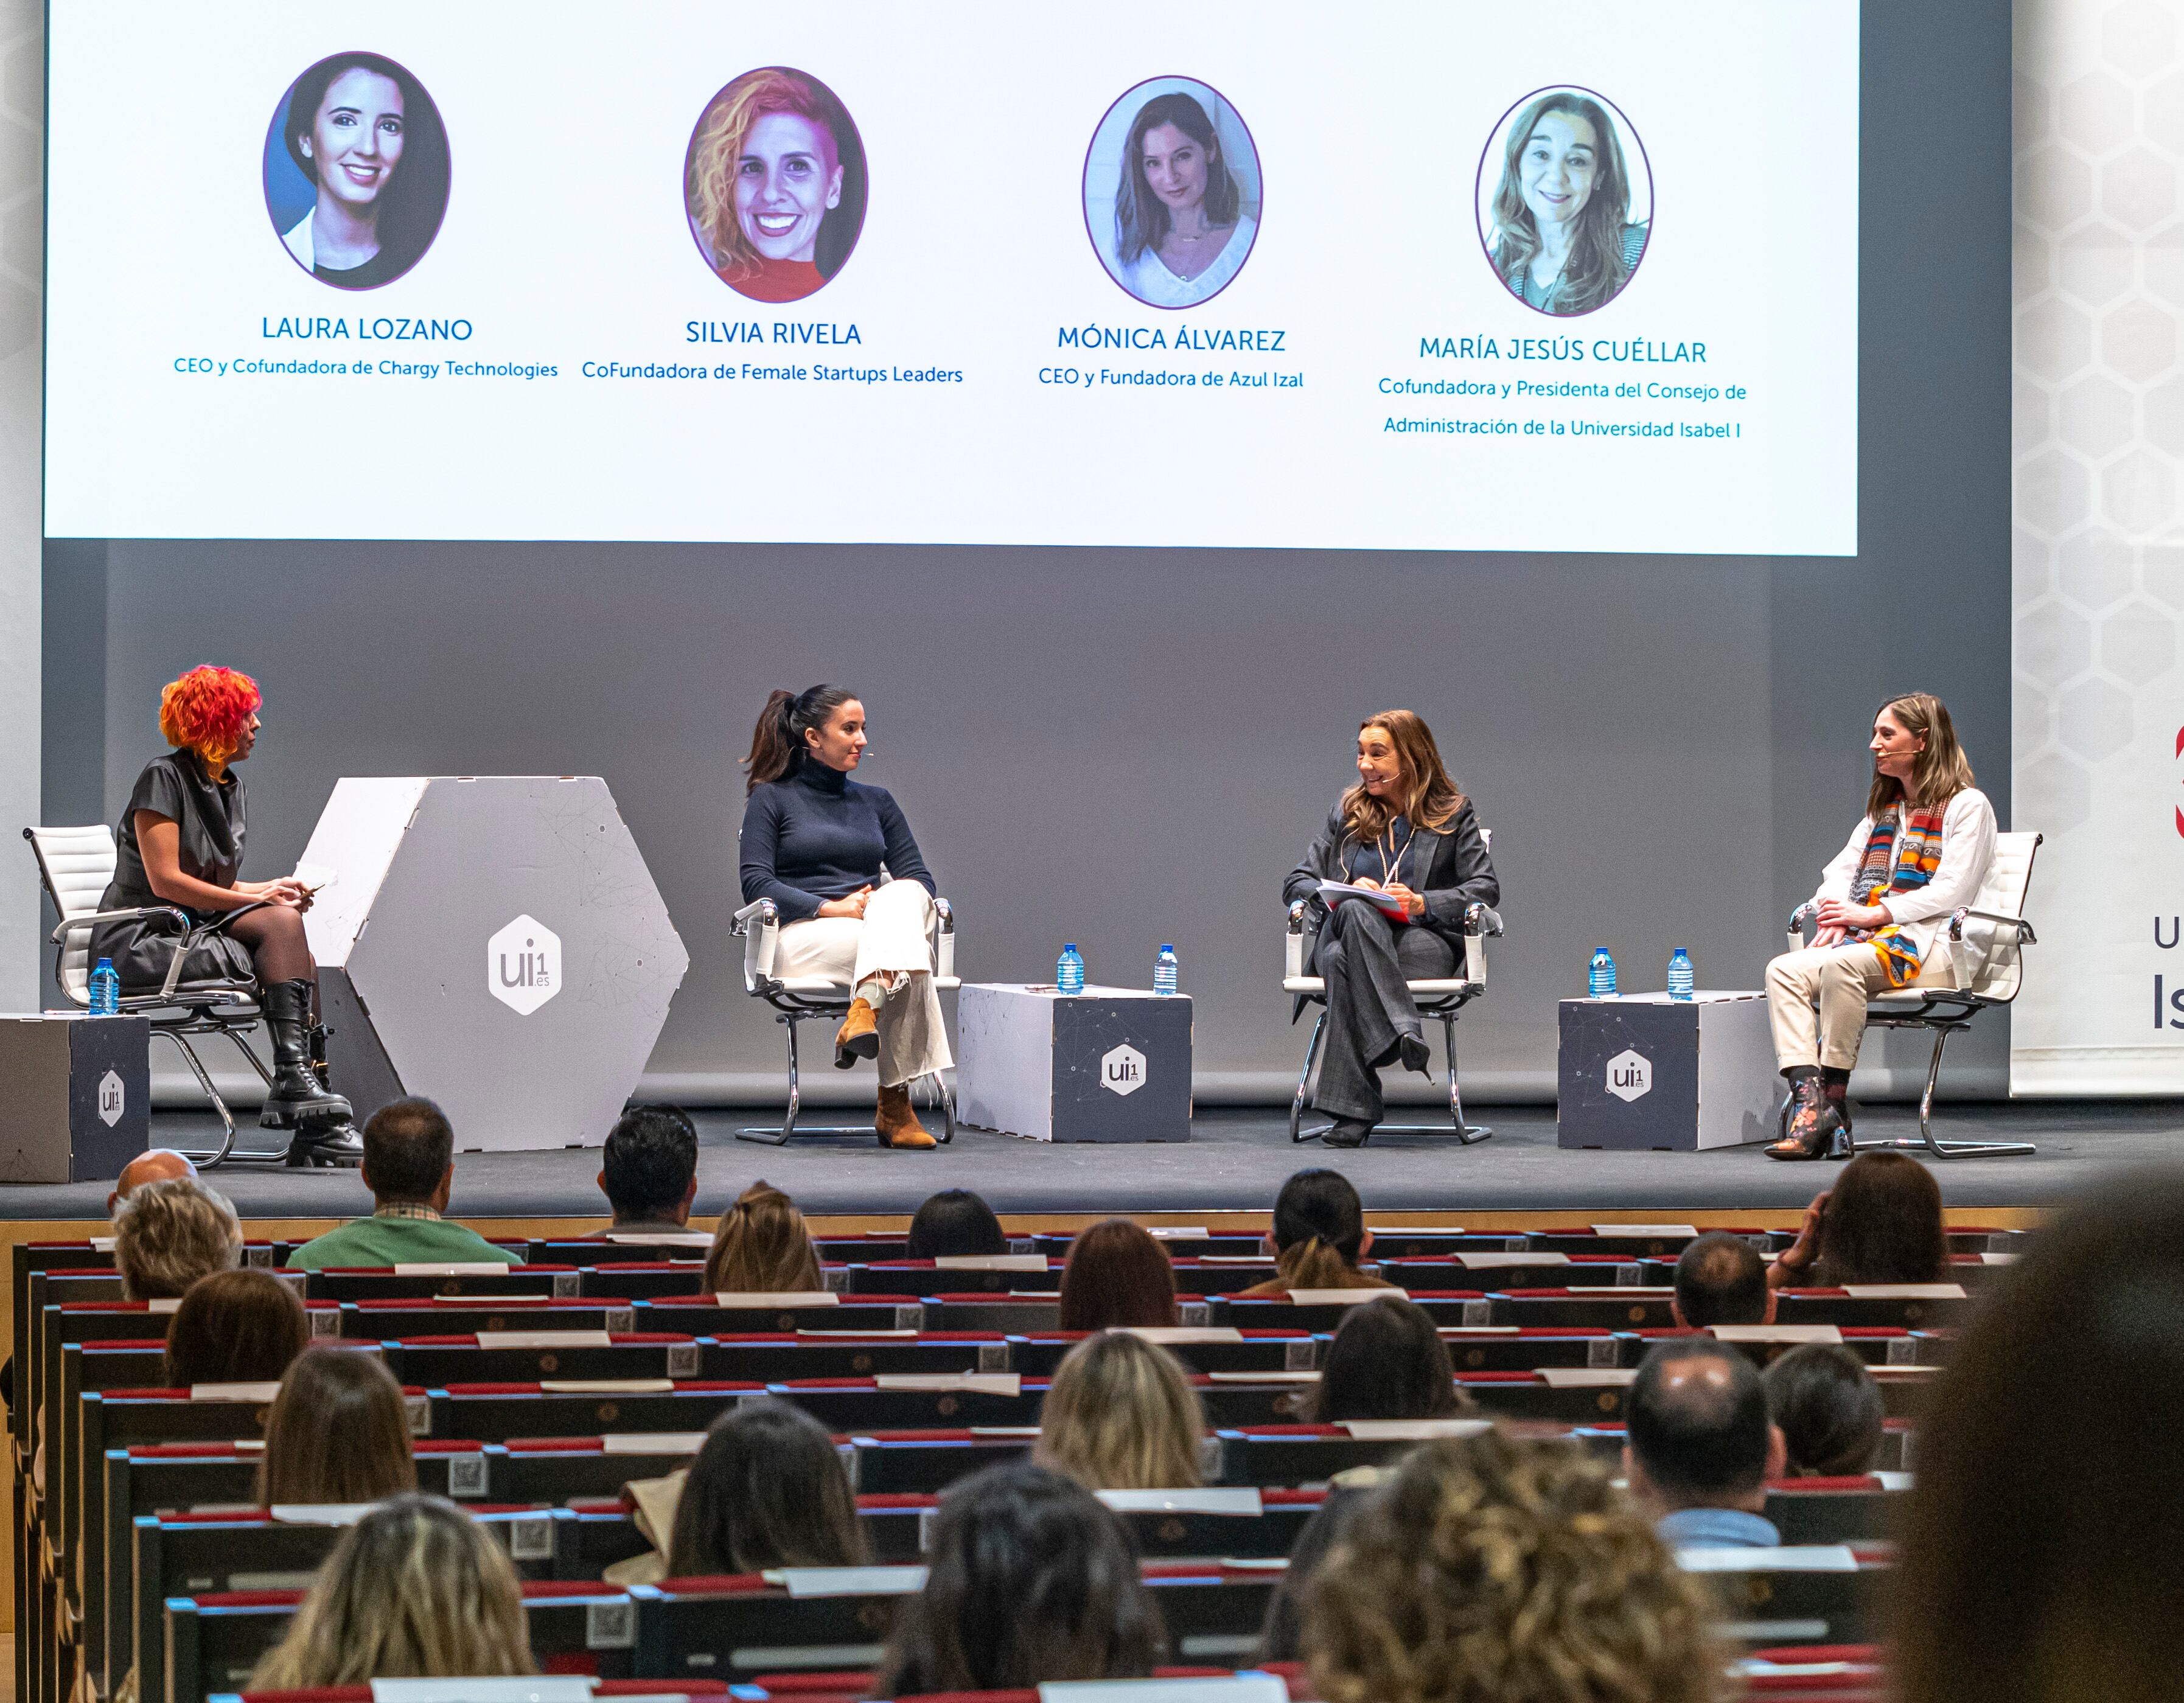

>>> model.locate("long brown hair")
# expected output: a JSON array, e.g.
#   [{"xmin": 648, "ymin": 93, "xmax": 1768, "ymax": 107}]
[
  {"xmin": 257, "ymin": 1346, "xmax": 418, "ymax": 1506},
  {"xmin": 1338, "ymin": 711, "xmax": 1466, "ymax": 846},
  {"xmin": 1813, "ymin": 1152, "xmax": 1948, "ymax": 1287},
  {"xmin": 742, "ymin": 684, "xmax": 859, "ymax": 794},
  {"xmin": 1866, "ymin": 692, "xmax": 1975, "ymax": 819},
  {"xmin": 1058, "ymin": 1220, "xmax": 1177, "ymax": 1331},
  {"xmin": 1488, "ymin": 91, "xmax": 1641, "ymax": 316},
  {"xmin": 705, "ymin": 1180, "xmax": 824, "ymax": 1293},
  {"xmin": 667, "ymin": 1398, "xmax": 867, "ymax": 1575},
  {"xmin": 164, "ymin": 1269, "xmax": 309, "ymax": 1387}
]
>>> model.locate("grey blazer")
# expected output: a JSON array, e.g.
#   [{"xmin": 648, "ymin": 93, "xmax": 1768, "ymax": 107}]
[{"xmin": 1283, "ymin": 801, "xmax": 1501, "ymax": 952}]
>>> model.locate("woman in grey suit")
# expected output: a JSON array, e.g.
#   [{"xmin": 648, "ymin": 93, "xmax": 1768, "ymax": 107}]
[{"xmin": 1283, "ymin": 711, "xmax": 1499, "ymax": 1147}]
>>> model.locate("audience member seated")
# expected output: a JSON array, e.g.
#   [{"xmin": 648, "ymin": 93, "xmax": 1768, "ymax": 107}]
[
  {"xmin": 1672, "ymin": 1231, "xmax": 1776, "ymax": 1328},
  {"xmin": 1311, "ymin": 1295, "xmax": 1471, "ymax": 1423},
  {"xmin": 1767, "ymin": 1151, "xmax": 1947, "ymax": 1289},
  {"xmin": 114, "ymin": 1175, "xmax": 242, "ymax": 1300},
  {"xmin": 1037, "ymin": 1331, "xmax": 1205, "ymax": 1489},
  {"xmin": 287, "ymin": 1099, "xmax": 520, "ymax": 1272},
  {"xmin": 591, "ymin": 1103, "xmax": 700, "ymax": 1235},
  {"xmin": 164, "ymin": 1269, "xmax": 309, "ymax": 1387},
  {"xmin": 703, "ymin": 1180, "xmax": 823, "ymax": 1292},
  {"xmin": 1257, "ymin": 1464, "xmax": 1382, "ymax": 1664},
  {"xmin": 1236, "ymin": 1169, "xmax": 1389, "ymax": 1297},
  {"xmin": 1763, "ymin": 1342, "xmax": 1885, "ymax": 1477},
  {"xmin": 106, "ymin": 1146, "xmax": 196, "ymax": 1215},
  {"xmin": 1625, "ymin": 1340, "xmax": 1786, "ymax": 1548},
  {"xmin": 248, "ymin": 1493, "xmax": 534, "ymax": 1685},
  {"xmin": 1057, "ymin": 1219, "xmax": 1177, "ymax": 1331},
  {"xmin": 1302, "ymin": 1433, "xmax": 1717, "ymax": 1703},
  {"xmin": 259, "ymin": 1346, "xmax": 419, "ymax": 1506},
  {"xmin": 666, "ymin": 1398, "xmax": 868, "ymax": 1575},
  {"xmin": 872, "ymin": 1461, "xmax": 1162, "ymax": 1693},
  {"xmin": 1896, "ymin": 1171, "xmax": 2184, "ymax": 1703},
  {"xmin": 907, "ymin": 1187, "xmax": 1008, "ymax": 1259}
]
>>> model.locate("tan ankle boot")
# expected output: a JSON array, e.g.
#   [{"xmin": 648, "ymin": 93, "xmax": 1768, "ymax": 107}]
[
  {"xmin": 834, "ymin": 997, "xmax": 879, "ymax": 1069},
  {"xmin": 876, "ymin": 1084, "xmax": 936, "ymax": 1149}
]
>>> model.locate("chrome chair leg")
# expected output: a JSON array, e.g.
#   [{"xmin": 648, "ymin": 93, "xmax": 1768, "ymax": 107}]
[
  {"xmin": 1444, "ymin": 1011, "xmax": 1493, "ymax": 1145},
  {"xmin": 738, "ymin": 1009, "xmax": 889, "ymax": 1146},
  {"xmin": 1290, "ymin": 1011, "xmax": 1331, "ymax": 1143},
  {"xmin": 1852, "ymin": 1021, "xmax": 2035, "ymax": 1159},
  {"xmin": 155, "ymin": 1031, "xmax": 239, "ymax": 1169}
]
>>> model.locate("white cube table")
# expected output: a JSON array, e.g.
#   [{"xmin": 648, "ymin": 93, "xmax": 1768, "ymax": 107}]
[
  {"xmin": 1557, "ymin": 991, "xmax": 1779, "ymax": 1151},
  {"xmin": 957, "ymin": 983, "xmax": 1191, "ymax": 1143}
]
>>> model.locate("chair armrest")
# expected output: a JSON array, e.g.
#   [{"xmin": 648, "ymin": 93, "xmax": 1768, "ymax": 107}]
[
  {"xmin": 1461, "ymin": 903, "xmax": 1502, "ymax": 986},
  {"xmin": 932, "ymin": 897, "xmax": 955, "ymax": 981},
  {"xmin": 1950, "ymin": 908, "xmax": 2036, "ymax": 946},
  {"xmin": 733, "ymin": 898, "xmax": 780, "ymax": 989},
  {"xmin": 1285, "ymin": 900, "xmax": 1312, "ymax": 980},
  {"xmin": 1787, "ymin": 901, "xmax": 1817, "ymax": 952},
  {"xmin": 1462, "ymin": 903, "xmax": 1504, "ymax": 938},
  {"xmin": 49, "ymin": 905, "xmax": 192, "ymax": 946}
]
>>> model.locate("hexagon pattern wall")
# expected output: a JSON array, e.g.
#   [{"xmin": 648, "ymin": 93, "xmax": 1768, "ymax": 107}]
[{"xmin": 2014, "ymin": 0, "xmax": 2184, "ymax": 1092}]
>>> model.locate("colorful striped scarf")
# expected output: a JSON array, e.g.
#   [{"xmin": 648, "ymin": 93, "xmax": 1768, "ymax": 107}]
[{"xmin": 1846, "ymin": 803, "xmax": 1947, "ymax": 987}]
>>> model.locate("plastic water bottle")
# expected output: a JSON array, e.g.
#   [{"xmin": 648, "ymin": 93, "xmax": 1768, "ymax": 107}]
[
  {"xmin": 1154, "ymin": 944, "xmax": 1179, "ymax": 996},
  {"xmin": 1668, "ymin": 947, "xmax": 1695, "ymax": 1001},
  {"xmin": 89, "ymin": 956, "xmax": 120, "ymax": 1016},
  {"xmin": 1057, "ymin": 944, "xmax": 1085, "ymax": 995},
  {"xmin": 1588, "ymin": 947, "xmax": 1617, "ymax": 1000}
]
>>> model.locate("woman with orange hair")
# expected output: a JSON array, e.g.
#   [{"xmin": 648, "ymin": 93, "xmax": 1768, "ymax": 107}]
[
  {"xmin": 89, "ymin": 667, "xmax": 360, "ymax": 1163},
  {"xmin": 1282, "ymin": 712, "xmax": 1498, "ymax": 1148},
  {"xmin": 683, "ymin": 67, "xmax": 866, "ymax": 303}
]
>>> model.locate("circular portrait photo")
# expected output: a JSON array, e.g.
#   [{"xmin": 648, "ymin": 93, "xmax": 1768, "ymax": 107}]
[
  {"xmin": 263, "ymin": 52, "xmax": 451, "ymax": 290},
  {"xmin": 1084, "ymin": 77, "xmax": 1261, "ymax": 310},
  {"xmin": 1476, "ymin": 87, "xmax": 1651, "ymax": 317},
  {"xmin": 684, "ymin": 67, "xmax": 867, "ymax": 304}
]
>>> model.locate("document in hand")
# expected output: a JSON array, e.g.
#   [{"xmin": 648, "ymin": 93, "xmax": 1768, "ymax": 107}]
[{"xmin": 1316, "ymin": 880, "xmax": 1410, "ymax": 921}]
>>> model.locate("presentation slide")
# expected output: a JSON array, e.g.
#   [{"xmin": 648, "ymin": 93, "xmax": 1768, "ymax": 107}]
[{"xmin": 43, "ymin": 2, "xmax": 1858, "ymax": 555}]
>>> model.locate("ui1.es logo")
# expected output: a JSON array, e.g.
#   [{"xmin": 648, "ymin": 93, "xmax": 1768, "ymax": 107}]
[
  {"xmin": 489, "ymin": 914, "xmax": 562, "ymax": 1015},
  {"xmin": 1101, "ymin": 1042, "xmax": 1146, "ymax": 1096},
  {"xmin": 97, "ymin": 1068, "xmax": 125, "ymax": 1128},
  {"xmin": 1606, "ymin": 1048, "xmax": 1652, "ymax": 1102}
]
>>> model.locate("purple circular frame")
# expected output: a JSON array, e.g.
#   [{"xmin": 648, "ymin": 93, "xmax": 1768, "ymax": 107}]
[
  {"xmin": 1473, "ymin": 85, "xmax": 1653, "ymax": 319},
  {"xmin": 681, "ymin": 64, "xmax": 868, "ymax": 302},
  {"xmin": 1082, "ymin": 75, "xmax": 1263, "ymax": 312}
]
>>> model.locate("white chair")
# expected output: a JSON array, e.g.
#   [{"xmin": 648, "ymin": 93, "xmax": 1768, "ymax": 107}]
[
  {"xmin": 1282, "ymin": 879, "xmax": 1504, "ymax": 1146},
  {"xmin": 730, "ymin": 886, "xmax": 960, "ymax": 1146},
  {"xmin": 1785, "ymin": 829, "xmax": 2042, "ymax": 1160},
  {"xmin": 23, "ymin": 824, "xmax": 287, "ymax": 1169}
]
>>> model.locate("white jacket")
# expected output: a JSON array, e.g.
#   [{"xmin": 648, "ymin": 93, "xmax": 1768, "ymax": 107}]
[{"xmin": 1810, "ymin": 788, "xmax": 1997, "ymax": 983}]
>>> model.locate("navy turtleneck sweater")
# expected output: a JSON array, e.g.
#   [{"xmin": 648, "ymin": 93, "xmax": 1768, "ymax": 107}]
[{"xmin": 739, "ymin": 761, "xmax": 935, "ymax": 922}]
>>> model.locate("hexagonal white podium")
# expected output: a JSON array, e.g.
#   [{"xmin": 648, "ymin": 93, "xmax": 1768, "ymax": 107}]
[{"xmin": 299, "ymin": 777, "xmax": 689, "ymax": 1151}]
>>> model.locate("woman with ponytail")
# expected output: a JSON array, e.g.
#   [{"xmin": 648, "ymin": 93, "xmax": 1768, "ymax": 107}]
[
  {"xmin": 89, "ymin": 667, "xmax": 360, "ymax": 1165},
  {"xmin": 739, "ymin": 686, "xmax": 949, "ymax": 1149},
  {"xmin": 1236, "ymin": 1169, "xmax": 1394, "ymax": 1298}
]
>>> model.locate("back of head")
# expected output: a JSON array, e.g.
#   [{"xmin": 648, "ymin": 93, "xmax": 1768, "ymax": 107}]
[
  {"xmin": 1816, "ymin": 1152, "xmax": 1947, "ymax": 1286},
  {"xmin": 113, "ymin": 1176, "xmax": 241, "ymax": 1300},
  {"xmin": 907, "ymin": 1188, "xmax": 1007, "ymax": 1260},
  {"xmin": 667, "ymin": 1398, "xmax": 867, "ymax": 1575},
  {"xmin": 704, "ymin": 1180, "xmax": 823, "ymax": 1293},
  {"xmin": 1038, "ymin": 1332, "xmax": 1204, "ymax": 1490},
  {"xmin": 164, "ymin": 1270, "xmax": 309, "ymax": 1387},
  {"xmin": 1272, "ymin": 1168, "xmax": 1367, "ymax": 1284},
  {"xmin": 1896, "ymin": 1169, "xmax": 2184, "ymax": 1703},
  {"xmin": 258, "ymin": 1346, "xmax": 419, "ymax": 1506},
  {"xmin": 248, "ymin": 1493, "xmax": 532, "ymax": 1687},
  {"xmin": 111, "ymin": 1148, "xmax": 195, "ymax": 1209},
  {"xmin": 1312, "ymin": 1297, "xmax": 1462, "ymax": 1424},
  {"xmin": 1628, "ymin": 1340, "xmax": 1773, "ymax": 1507},
  {"xmin": 1303, "ymin": 1432, "xmax": 1715, "ymax": 1703},
  {"xmin": 1674, "ymin": 1233, "xmax": 1771, "ymax": 1328},
  {"xmin": 363, "ymin": 1098, "xmax": 455, "ymax": 1206},
  {"xmin": 1763, "ymin": 1343, "xmax": 1884, "ymax": 1477},
  {"xmin": 1058, "ymin": 1219, "xmax": 1177, "ymax": 1331},
  {"xmin": 874, "ymin": 1460, "xmax": 1161, "ymax": 1694},
  {"xmin": 601, "ymin": 1104, "xmax": 699, "ymax": 1223}
]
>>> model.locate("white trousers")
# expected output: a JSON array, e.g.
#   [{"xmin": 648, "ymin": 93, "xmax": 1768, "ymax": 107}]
[
  {"xmin": 1765, "ymin": 942, "xmax": 1955, "ymax": 1071},
  {"xmin": 775, "ymin": 879, "xmax": 952, "ymax": 1087}
]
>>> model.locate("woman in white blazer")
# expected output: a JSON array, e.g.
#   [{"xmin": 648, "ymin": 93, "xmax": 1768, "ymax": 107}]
[{"xmin": 1764, "ymin": 693, "xmax": 1996, "ymax": 1160}]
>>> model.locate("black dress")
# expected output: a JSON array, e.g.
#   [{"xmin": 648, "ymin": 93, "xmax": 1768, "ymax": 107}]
[{"xmin": 89, "ymin": 751, "xmax": 259, "ymax": 991}]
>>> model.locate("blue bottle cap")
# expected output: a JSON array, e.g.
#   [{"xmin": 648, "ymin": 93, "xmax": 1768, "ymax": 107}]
[
  {"xmin": 1063, "ymin": 944, "xmax": 1077, "ymax": 952},
  {"xmin": 95, "ymin": 956, "xmax": 112, "ymax": 967},
  {"xmin": 1160, "ymin": 944, "xmax": 1174, "ymax": 953}
]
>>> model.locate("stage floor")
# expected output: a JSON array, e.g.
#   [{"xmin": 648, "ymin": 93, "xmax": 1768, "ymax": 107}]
[{"xmin": 0, "ymin": 1099, "xmax": 2172, "ymax": 1223}]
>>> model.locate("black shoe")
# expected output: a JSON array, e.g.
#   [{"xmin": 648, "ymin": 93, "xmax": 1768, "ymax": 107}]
[
  {"xmin": 1322, "ymin": 1116, "xmax": 1374, "ymax": 1148},
  {"xmin": 258, "ymin": 980, "xmax": 355, "ymax": 1130},
  {"xmin": 285, "ymin": 1118, "xmax": 365, "ymax": 1168},
  {"xmin": 1397, "ymin": 1032, "xmax": 1432, "ymax": 1077},
  {"xmin": 1765, "ymin": 1074, "xmax": 1843, "ymax": 1160}
]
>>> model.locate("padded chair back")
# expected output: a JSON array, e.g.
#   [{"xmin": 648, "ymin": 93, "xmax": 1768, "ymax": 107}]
[
  {"xmin": 26, "ymin": 824, "xmax": 119, "ymax": 1004},
  {"xmin": 1954, "ymin": 830, "xmax": 2040, "ymax": 1001}
]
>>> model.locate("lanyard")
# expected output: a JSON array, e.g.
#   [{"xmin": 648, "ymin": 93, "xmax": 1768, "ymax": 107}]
[{"xmin": 1376, "ymin": 821, "xmax": 1415, "ymax": 888}]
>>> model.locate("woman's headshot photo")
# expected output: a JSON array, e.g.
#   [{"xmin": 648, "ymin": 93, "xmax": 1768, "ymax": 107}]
[
  {"xmin": 262, "ymin": 52, "xmax": 451, "ymax": 291},
  {"xmin": 1478, "ymin": 87, "xmax": 1651, "ymax": 316},
  {"xmin": 1084, "ymin": 77, "xmax": 1260, "ymax": 310},
  {"xmin": 685, "ymin": 68, "xmax": 867, "ymax": 304}
]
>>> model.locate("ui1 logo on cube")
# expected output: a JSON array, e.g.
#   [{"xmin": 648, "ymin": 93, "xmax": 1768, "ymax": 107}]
[
  {"xmin": 97, "ymin": 1069, "xmax": 125, "ymax": 1128},
  {"xmin": 1606, "ymin": 1048, "xmax": 1652, "ymax": 1102},
  {"xmin": 489, "ymin": 914, "xmax": 562, "ymax": 1016},
  {"xmin": 1101, "ymin": 1043, "xmax": 1147, "ymax": 1097}
]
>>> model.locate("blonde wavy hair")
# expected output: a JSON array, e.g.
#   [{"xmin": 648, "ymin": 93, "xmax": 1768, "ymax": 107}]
[
  {"xmin": 249, "ymin": 1494, "xmax": 533, "ymax": 1687},
  {"xmin": 113, "ymin": 1177, "xmax": 240, "ymax": 1301},
  {"xmin": 1339, "ymin": 709, "xmax": 1467, "ymax": 846},
  {"xmin": 687, "ymin": 68, "xmax": 845, "ymax": 282},
  {"xmin": 1866, "ymin": 692, "xmax": 1976, "ymax": 819},
  {"xmin": 1037, "ymin": 1332, "xmax": 1205, "ymax": 1491},
  {"xmin": 705, "ymin": 1180, "xmax": 824, "ymax": 1293},
  {"xmin": 1305, "ymin": 1432, "xmax": 1720, "ymax": 1703}
]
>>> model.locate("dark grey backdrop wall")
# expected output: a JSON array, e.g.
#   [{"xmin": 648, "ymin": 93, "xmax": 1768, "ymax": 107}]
[{"xmin": 40, "ymin": 1, "xmax": 2012, "ymax": 1105}]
